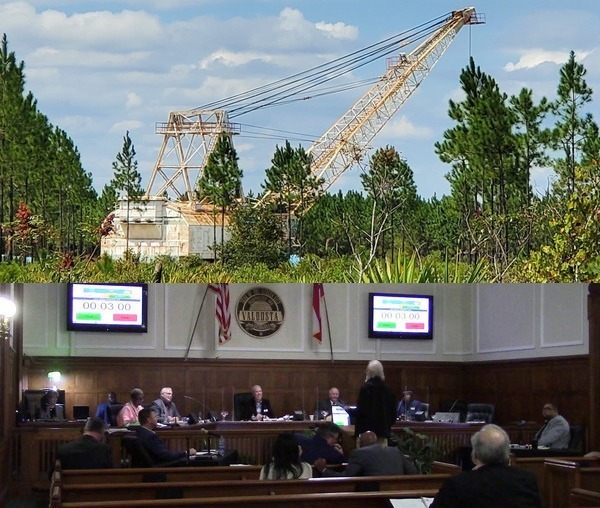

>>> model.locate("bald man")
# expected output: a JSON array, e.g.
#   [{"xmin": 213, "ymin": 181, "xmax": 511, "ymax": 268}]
[
  {"xmin": 238, "ymin": 385, "xmax": 275, "ymax": 421},
  {"xmin": 315, "ymin": 431, "xmax": 416, "ymax": 477},
  {"xmin": 316, "ymin": 387, "xmax": 346, "ymax": 420},
  {"xmin": 431, "ymin": 424, "xmax": 541, "ymax": 508}
]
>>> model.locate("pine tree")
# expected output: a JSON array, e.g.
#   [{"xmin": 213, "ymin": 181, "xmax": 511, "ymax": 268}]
[
  {"xmin": 551, "ymin": 51, "xmax": 594, "ymax": 196},
  {"xmin": 111, "ymin": 131, "xmax": 144, "ymax": 253},
  {"xmin": 197, "ymin": 133, "xmax": 243, "ymax": 258}
]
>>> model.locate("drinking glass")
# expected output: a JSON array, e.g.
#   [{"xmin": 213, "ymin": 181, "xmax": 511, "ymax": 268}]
[{"xmin": 220, "ymin": 410, "xmax": 229, "ymax": 421}]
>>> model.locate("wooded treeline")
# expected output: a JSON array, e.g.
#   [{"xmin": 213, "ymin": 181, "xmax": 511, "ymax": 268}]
[{"xmin": 1, "ymin": 32, "xmax": 599, "ymax": 282}]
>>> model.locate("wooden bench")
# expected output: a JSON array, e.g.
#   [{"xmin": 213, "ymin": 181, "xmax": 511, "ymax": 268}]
[
  {"xmin": 54, "ymin": 489, "xmax": 439, "ymax": 508},
  {"xmin": 569, "ymin": 488, "xmax": 600, "ymax": 507},
  {"xmin": 51, "ymin": 473, "xmax": 451, "ymax": 505},
  {"xmin": 54, "ymin": 459, "xmax": 458, "ymax": 487},
  {"xmin": 510, "ymin": 455, "xmax": 586, "ymax": 506},
  {"xmin": 56, "ymin": 464, "xmax": 263, "ymax": 484},
  {"xmin": 544, "ymin": 458, "xmax": 600, "ymax": 508}
]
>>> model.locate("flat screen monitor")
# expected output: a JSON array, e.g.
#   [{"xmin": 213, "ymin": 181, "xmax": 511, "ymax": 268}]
[
  {"xmin": 67, "ymin": 283, "xmax": 148, "ymax": 333},
  {"xmin": 368, "ymin": 292, "xmax": 433, "ymax": 340}
]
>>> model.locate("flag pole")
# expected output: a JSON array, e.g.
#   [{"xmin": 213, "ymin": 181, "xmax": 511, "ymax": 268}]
[
  {"xmin": 322, "ymin": 287, "xmax": 334, "ymax": 361},
  {"xmin": 184, "ymin": 285, "xmax": 211, "ymax": 360}
]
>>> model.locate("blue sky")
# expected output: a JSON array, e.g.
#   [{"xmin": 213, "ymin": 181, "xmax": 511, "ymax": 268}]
[{"xmin": 1, "ymin": 0, "xmax": 599, "ymax": 200}]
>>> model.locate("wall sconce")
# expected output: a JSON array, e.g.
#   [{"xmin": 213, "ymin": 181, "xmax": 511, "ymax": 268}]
[
  {"xmin": 0, "ymin": 295, "xmax": 16, "ymax": 340},
  {"xmin": 47, "ymin": 371, "xmax": 62, "ymax": 390}
]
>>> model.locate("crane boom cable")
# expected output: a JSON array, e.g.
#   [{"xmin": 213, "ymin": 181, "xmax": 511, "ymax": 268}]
[{"xmin": 195, "ymin": 15, "xmax": 449, "ymax": 115}]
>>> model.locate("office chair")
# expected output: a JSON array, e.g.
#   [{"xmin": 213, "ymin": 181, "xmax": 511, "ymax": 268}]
[
  {"xmin": 465, "ymin": 403, "xmax": 495, "ymax": 423},
  {"xmin": 569, "ymin": 425, "xmax": 584, "ymax": 451},
  {"xmin": 107, "ymin": 403, "xmax": 124, "ymax": 426},
  {"xmin": 233, "ymin": 392, "xmax": 253, "ymax": 421}
]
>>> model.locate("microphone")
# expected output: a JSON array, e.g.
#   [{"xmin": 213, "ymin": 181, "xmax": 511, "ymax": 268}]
[
  {"xmin": 184, "ymin": 396, "xmax": 216, "ymax": 422},
  {"xmin": 448, "ymin": 399, "xmax": 459, "ymax": 413}
]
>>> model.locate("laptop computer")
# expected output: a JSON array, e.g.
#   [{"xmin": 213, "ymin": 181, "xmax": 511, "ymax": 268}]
[
  {"xmin": 331, "ymin": 405, "xmax": 350, "ymax": 426},
  {"xmin": 432, "ymin": 412, "xmax": 461, "ymax": 423},
  {"xmin": 73, "ymin": 405, "xmax": 90, "ymax": 421}
]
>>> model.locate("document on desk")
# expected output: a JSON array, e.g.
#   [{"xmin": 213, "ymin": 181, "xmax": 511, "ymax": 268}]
[{"xmin": 390, "ymin": 498, "xmax": 433, "ymax": 508}]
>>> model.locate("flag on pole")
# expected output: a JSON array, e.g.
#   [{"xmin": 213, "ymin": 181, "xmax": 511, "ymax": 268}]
[
  {"xmin": 208, "ymin": 283, "xmax": 231, "ymax": 344},
  {"xmin": 312, "ymin": 283, "xmax": 325, "ymax": 342}
]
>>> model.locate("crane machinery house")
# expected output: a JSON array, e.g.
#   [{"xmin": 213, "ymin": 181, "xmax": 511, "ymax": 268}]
[{"xmin": 101, "ymin": 8, "xmax": 483, "ymax": 260}]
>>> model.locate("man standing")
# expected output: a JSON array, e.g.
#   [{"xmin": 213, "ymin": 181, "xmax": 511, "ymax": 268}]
[
  {"xmin": 136, "ymin": 408, "xmax": 196, "ymax": 466},
  {"xmin": 152, "ymin": 387, "xmax": 181, "ymax": 423},
  {"xmin": 431, "ymin": 424, "xmax": 542, "ymax": 507},
  {"xmin": 535, "ymin": 403, "xmax": 570, "ymax": 449},
  {"xmin": 239, "ymin": 385, "xmax": 275, "ymax": 421},
  {"xmin": 57, "ymin": 417, "xmax": 113, "ymax": 469},
  {"xmin": 315, "ymin": 431, "xmax": 416, "ymax": 477},
  {"xmin": 317, "ymin": 387, "xmax": 346, "ymax": 420}
]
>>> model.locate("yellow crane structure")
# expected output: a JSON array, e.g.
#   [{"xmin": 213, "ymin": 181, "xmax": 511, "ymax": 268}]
[{"xmin": 102, "ymin": 7, "xmax": 483, "ymax": 259}]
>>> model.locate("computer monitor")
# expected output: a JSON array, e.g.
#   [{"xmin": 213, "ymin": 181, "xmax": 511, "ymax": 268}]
[
  {"xmin": 73, "ymin": 405, "xmax": 90, "ymax": 421},
  {"xmin": 432, "ymin": 412, "xmax": 461, "ymax": 423}
]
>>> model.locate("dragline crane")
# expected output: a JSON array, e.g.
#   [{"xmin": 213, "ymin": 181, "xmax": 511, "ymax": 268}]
[{"xmin": 102, "ymin": 7, "xmax": 483, "ymax": 260}]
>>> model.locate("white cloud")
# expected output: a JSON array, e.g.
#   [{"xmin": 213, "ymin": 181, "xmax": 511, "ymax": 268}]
[
  {"xmin": 382, "ymin": 115, "xmax": 432, "ymax": 140},
  {"xmin": 27, "ymin": 47, "xmax": 151, "ymax": 68},
  {"xmin": 504, "ymin": 49, "xmax": 592, "ymax": 72},
  {"xmin": 126, "ymin": 92, "xmax": 143, "ymax": 109},
  {"xmin": 110, "ymin": 120, "xmax": 143, "ymax": 134},
  {"xmin": 200, "ymin": 50, "xmax": 276, "ymax": 69},
  {"xmin": 315, "ymin": 21, "xmax": 358, "ymax": 40}
]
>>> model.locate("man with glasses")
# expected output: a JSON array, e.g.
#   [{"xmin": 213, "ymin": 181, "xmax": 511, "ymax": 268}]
[{"xmin": 535, "ymin": 403, "xmax": 570, "ymax": 449}]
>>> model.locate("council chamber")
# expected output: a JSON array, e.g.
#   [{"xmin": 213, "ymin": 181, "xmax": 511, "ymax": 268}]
[{"xmin": 1, "ymin": 283, "xmax": 600, "ymax": 507}]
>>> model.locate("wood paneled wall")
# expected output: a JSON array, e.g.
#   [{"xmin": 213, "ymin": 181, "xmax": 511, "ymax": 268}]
[{"xmin": 22, "ymin": 355, "xmax": 589, "ymax": 428}]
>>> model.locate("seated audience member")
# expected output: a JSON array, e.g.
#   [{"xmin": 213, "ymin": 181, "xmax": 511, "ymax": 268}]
[
  {"xmin": 239, "ymin": 385, "xmax": 275, "ymax": 421},
  {"xmin": 57, "ymin": 417, "xmax": 113, "ymax": 469},
  {"xmin": 260, "ymin": 432, "xmax": 312, "ymax": 479},
  {"xmin": 35, "ymin": 390, "xmax": 65, "ymax": 420},
  {"xmin": 430, "ymin": 424, "xmax": 542, "ymax": 508},
  {"xmin": 396, "ymin": 390, "xmax": 424, "ymax": 421},
  {"xmin": 95, "ymin": 391, "xmax": 118, "ymax": 425},
  {"xmin": 136, "ymin": 408, "xmax": 196, "ymax": 466},
  {"xmin": 315, "ymin": 431, "xmax": 416, "ymax": 477},
  {"xmin": 151, "ymin": 387, "xmax": 181, "ymax": 424},
  {"xmin": 295, "ymin": 422, "xmax": 345, "ymax": 464},
  {"xmin": 316, "ymin": 387, "xmax": 346, "ymax": 420},
  {"xmin": 535, "ymin": 402, "xmax": 570, "ymax": 449},
  {"xmin": 117, "ymin": 388, "xmax": 144, "ymax": 427}
]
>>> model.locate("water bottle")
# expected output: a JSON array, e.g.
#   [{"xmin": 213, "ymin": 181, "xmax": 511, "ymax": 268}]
[{"xmin": 217, "ymin": 435, "xmax": 226, "ymax": 455}]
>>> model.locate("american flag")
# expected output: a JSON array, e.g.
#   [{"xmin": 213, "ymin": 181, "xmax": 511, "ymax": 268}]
[
  {"xmin": 312, "ymin": 283, "xmax": 325, "ymax": 342},
  {"xmin": 208, "ymin": 284, "xmax": 231, "ymax": 344}
]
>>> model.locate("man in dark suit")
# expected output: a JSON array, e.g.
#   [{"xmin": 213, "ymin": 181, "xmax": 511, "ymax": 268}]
[
  {"xmin": 136, "ymin": 408, "xmax": 196, "ymax": 465},
  {"xmin": 57, "ymin": 417, "xmax": 113, "ymax": 469},
  {"xmin": 151, "ymin": 387, "xmax": 181, "ymax": 423},
  {"xmin": 431, "ymin": 424, "xmax": 542, "ymax": 508},
  {"xmin": 315, "ymin": 431, "xmax": 417, "ymax": 477},
  {"xmin": 295, "ymin": 422, "xmax": 345, "ymax": 464},
  {"xmin": 316, "ymin": 387, "xmax": 346, "ymax": 420},
  {"xmin": 239, "ymin": 385, "xmax": 275, "ymax": 421}
]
